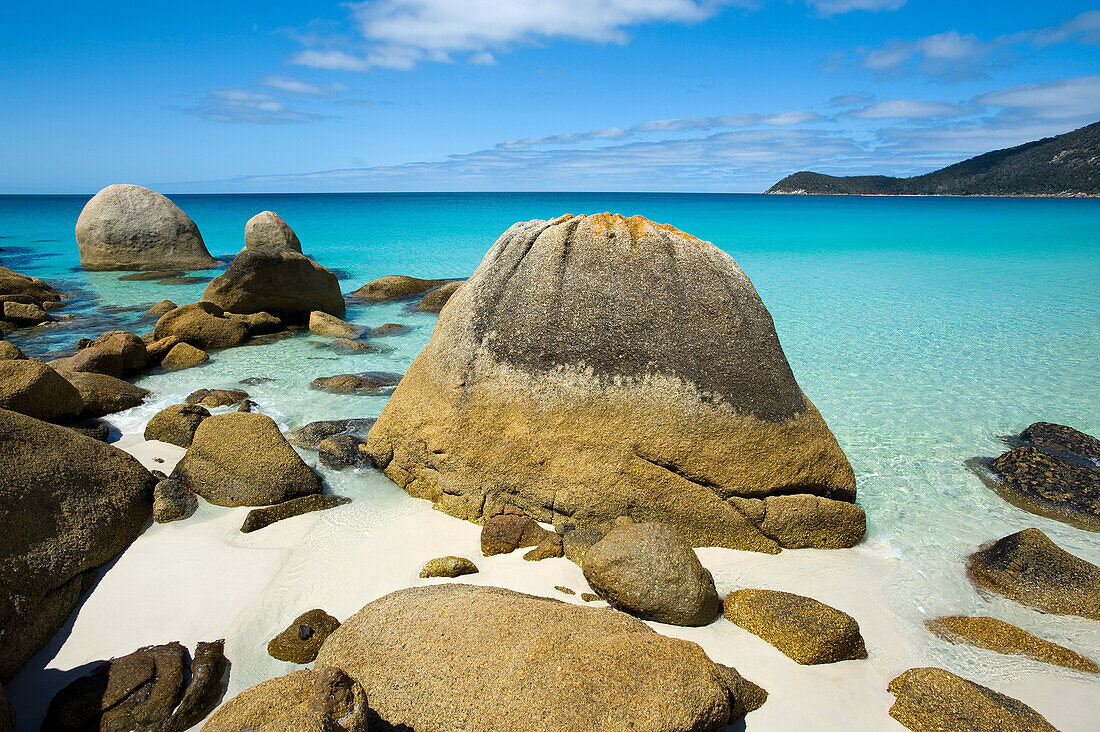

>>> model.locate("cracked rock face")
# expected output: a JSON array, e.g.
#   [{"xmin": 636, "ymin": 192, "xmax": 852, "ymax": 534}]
[{"xmin": 364, "ymin": 214, "xmax": 857, "ymax": 551}]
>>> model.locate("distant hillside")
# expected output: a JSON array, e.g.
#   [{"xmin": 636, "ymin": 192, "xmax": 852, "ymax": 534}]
[{"xmin": 766, "ymin": 121, "xmax": 1100, "ymax": 196}]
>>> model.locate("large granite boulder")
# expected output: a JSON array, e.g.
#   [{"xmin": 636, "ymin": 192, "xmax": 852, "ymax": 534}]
[
  {"xmin": 724, "ymin": 589, "xmax": 867, "ymax": 665},
  {"xmin": 145, "ymin": 403, "xmax": 211, "ymax": 447},
  {"xmin": 365, "ymin": 214, "xmax": 856, "ymax": 551},
  {"xmin": 976, "ymin": 422, "xmax": 1100, "ymax": 531},
  {"xmin": 62, "ymin": 371, "xmax": 149, "ymax": 417},
  {"xmin": 171, "ymin": 412, "xmax": 323, "ymax": 507},
  {"xmin": 582, "ymin": 522, "xmax": 721, "ymax": 626},
  {"xmin": 966, "ymin": 528, "xmax": 1100, "ymax": 619},
  {"xmin": 244, "ymin": 211, "xmax": 302, "ymax": 252},
  {"xmin": 0, "ymin": 359, "xmax": 83, "ymax": 421},
  {"xmin": 75, "ymin": 184, "xmax": 217, "ymax": 271},
  {"xmin": 308, "ymin": 311, "xmax": 363, "ymax": 338},
  {"xmin": 41, "ymin": 640, "xmax": 227, "ymax": 732},
  {"xmin": 887, "ymin": 667, "xmax": 1058, "ymax": 732},
  {"xmin": 153, "ymin": 302, "xmax": 250, "ymax": 349},
  {"xmin": 0, "ymin": 265, "xmax": 63, "ymax": 308},
  {"xmin": 349, "ymin": 274, "xmax": 451, "ymax": 302},
  {"xmin": 202, "ymin": 248, "xmax": 344, "ymax": 321},
  {"xmin": 0, "ymin": 408, "xmax": 154, "ymax": 681},
  {"xmin": 315, "ymin": 584, "xmax": 764, "ymax": 731},
  {"xmin": 202, "ymin": 667, "xmax": 369, "ymax": 732},
  {"xmin": 161, "ymin": 342, "xmax": 209, "ymax": 370},
  {"xmin": 926, "ymin": 616, "xmax": 1098, "ymax": 673}
]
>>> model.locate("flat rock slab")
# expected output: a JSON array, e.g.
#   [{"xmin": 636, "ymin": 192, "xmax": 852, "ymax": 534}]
[
  {"xmin": 315, "ymin": 584, "xmax": 764, "ymax": 731},
  {"xmin": 927, "ymin": 616, "xmax": 1098, "ymax": 672},
  {"xmin": 888, "ymin": 667, "xmax": 1058, "ymax": 732},
  {"xmin": 310, "ymin": 372, "xmax": 402, "ymax": 394},
  {"xmin": 967, "ymin": 528, "xmax": 1100, "ymax": 619},
  {"xmin": 240, "ymin": 494, "xmax": 351, "ymax": 533},
  {"xmin": 724, "ymin": 589, "xmax": 867, "ymax": 665}
]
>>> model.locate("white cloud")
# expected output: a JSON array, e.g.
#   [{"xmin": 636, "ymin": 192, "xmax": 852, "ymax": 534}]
[
  {"xmin": 976, "ymin": 75, "xmax": 1100, "ymax": 122},
  {"xmin": 848, "ymin": 100, "xmax": 970, "ymax": 119},
  {"xmin": 261, "ymin": 75, "xmax": 348, "ymax": 96},
  {"xmin": 808, "ymin": 0, "xmax": 905, "ymax": 17},
  {"xmin": 178, "ymin": 89, "xmax": 321, "ymax": 125},
  {"xmin": 292, "ymin": 0, "xmax": 744, "ymax": 71},
  {"xmin": 1024, "ymin": 9, "xmax": 1100, "ymax": 47}
]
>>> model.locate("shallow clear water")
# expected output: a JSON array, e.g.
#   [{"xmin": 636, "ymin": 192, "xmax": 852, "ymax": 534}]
[{"xmin": 2, "ymin": 193, "xmax": 1099, "ymax": 721}]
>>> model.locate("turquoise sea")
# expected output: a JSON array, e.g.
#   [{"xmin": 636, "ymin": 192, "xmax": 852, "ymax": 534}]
[{"xmin": 3, "ymin": 193, "xmax": 1100, "ymax": 725}]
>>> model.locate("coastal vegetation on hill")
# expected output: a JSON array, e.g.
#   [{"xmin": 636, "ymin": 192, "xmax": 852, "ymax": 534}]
[{"xmin": 766, "ymin": 120, "xmax": 1100, "ymax": 196}]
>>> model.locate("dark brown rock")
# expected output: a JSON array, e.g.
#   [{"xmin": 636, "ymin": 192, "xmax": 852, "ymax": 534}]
[
  {"xmin": 0, "ymin": 359, "xmax": 83, "ymax": 421},
  {"xmin": 267, "ymin": 609, "xmax": 341, "ymax": 664},
  {"xmin": 172, "ymin": 412, "xmax": 323, "ymax": 507},
  {"xmin": 2, "ymin": 301, "xmax": 51, "ymax": 325},
  {"xmin": 202, "ymin": 248, "xmax": 345, "ymax": 321},
  {"xmin": 310, "ymin": 372, "xmax": 402, "ymax": 394},
  {"xmin": 145, "ymin": 335, "xmax": 181, "ymax": 363},
  {"xmin": 145, "ymin": 299, "xmax": 178, "ymax": 317},
  {"xmin": 318, "ymin": 434, "xmax": 369, "ymax": 470},
  {"xmin": 0, "ymin": 265, "xmax": 63, "ymax": 307},
  {"xmin": 70, "ymin": 417, "xmax": 111, "ymax": 442},
  {"xmin": 583, "ymin": 522, "xmax": 721, "ymax": 626},
  {"xmin": 1020, "ymin": 421, "xmax": 1100, "ymax": 462},
  {"xmin": 990, "ymin": 445, "xmax": 1099, "ymax": 531},
  {"xmin": 724, "ymin": 589, "xmax": 867, "ymax": 665},
  {"xmin": 228, "ymin": 311, "xmax": 284, "ymax": 337},
  {"xmin": 145, "ymin": 403, "xmax": 211, "ymax": 447},
  {"xmin": 0, "ymin": 341, "xmax": 23, "ymax": 360},
  {"xmin": 349, "ymin": 274, "xmax": 451, "ymax": 302},
  {"xmin": 561, "ymin": 524, "xmax": 607, "ymax": 565},
  {"xmin": 887, "ymin": 667, "xmax": 1058, "ymax": 732},
  {"xmin": 153, "ymin": 478, "xmax": 199, "ymax": 523},
  {"xmin": 315, "ymin": 584, "xmax": 764, "ymax": 731},
  {"xmin": 290, "ymin": 418, "xmax": 375, "ymax": 448},
  {"xmin": 165, "ymin": 640, "xmax": 228, "ymax": 732},
  {"xmin": 481, "ymin": 512, "xmax": 554, "ymax": 556},
  {"xmin": 186, "ymin": 388, "xmax": 249, "ymax": 408},
  {"xmin": 240, "ymin": 494, "xmax": 351, "ymax": 533},
  {"xmin": 967, "ymin": 528, "xmax": 1100, "ymax": 619}
]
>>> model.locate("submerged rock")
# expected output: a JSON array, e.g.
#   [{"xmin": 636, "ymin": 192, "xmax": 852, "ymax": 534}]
[
  {"xmin": 308, "ymin": 310, "xmax": 363, "ymax": 338},
  {"xmin": 267, "ymin": 609, "xmax": 341, "ymax": 664},
  {"xmin": 724, "ymin": 589, "xmax": 867, "ymax": 665},
  {"xmin": 202, "ymin": 248, "xmax": 344, "ymax": 321},
  {"xmin": 310, "ymin": 371, "xmax": 402, "ymax": 394},
  {"xmin": 927, "ymin": 616, "xmax": 1098, "ymax": 673},
  {"xmin": 349, "ymin": 274, "xmax": 452, "ymax": 302},
  {"xmin": 161, "ymin": 342, "xmax": 209, "ymax": 371},
  {"xmin": 244, "ymin": 211, "xmax": 302, "ymax": 252},
  {"xmin": 887, "ymin": 667, "xmax": 1058, "ymax": 732},
  {"xmin": 318, "ymin": 433, "xmax": 370, "ymax": 470},
  {"xmin": 290, "ymin": 418, "xmax": 375, "ymax": 448},
  {"xmin": 0, "ymin": 359, "xmax": 83, "ymax": 422},
  {"xmin": 316, "ymin": 584, "xmax": 764, "ymax": 731},
  {"xmin": 153, "ymin": 478, "xmax": 199, "ymax": 523},
  {"xmin": 186, "ymin": 387, "xmax": 249, "ymax": 408},
  {"xmin": 583, "ymin": 522, "xmax": 721, "ymax": 626},
  {"xmin": 120, "ymin": 270, "xmax": 183, "ymax": 281},
  {"xmin": 0, "ymin": 408, "xmax": 154, "ymax": 681},
  {"xmin": 420, "ymin": 556, "xmax": 479, "ymax": 578},
  {"xmin": 368, "ymin": 322, "xmax": 410, "ymax": 337},
  {"xmin": 145, "ymin": 403, "xmax": 211, "ymax": 447},
  {"xmin": 154, "ymin": 301, "xmax": 250, "ymax": 349},
  {"xmin": 416, "ymin": 280, "xmax": 463, "ymax": 312},
  {"xmin": 172, "ymin": 412, "xmax": 323, "ymax": 507},
  {"xmin": 0, "ymin": 686, "xmax": 12, "ymax": 732},
  {"xmin": 62, "ymin": 370, "xmax": 148, "ymax": 417},
  {"xmin": 145, "ymin": 299, "xmax": 179, "ymax": 318},
  {"xmin": 966, "ymin": 528, "xmax": 1100, "ymax": 619},
  {"xmin": 240, "ymin": 494, "xmax": 351, "ymax": 533},
  {"xmin": 364, "ymin": 214, "xmax": 857, "ymax": 551},
  {"xmin": 202, "ymin": 666, "xmax": 369, "ymax": 732},
  {"xmin": 75, "ymin": 184, "xmax": 217, "ymax": 271}
]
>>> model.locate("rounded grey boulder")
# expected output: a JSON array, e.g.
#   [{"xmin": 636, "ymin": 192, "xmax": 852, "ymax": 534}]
[
  {"xmin": 75, "ymin": 184, "xmax": 217, "ymax": 271},
  {"xmin": 582, "ymin": 522, "xmax": 721, "ymax": 626},
  {"xmin": 244, "ymin": 211, "xmax": 302, "ymax": 252}
]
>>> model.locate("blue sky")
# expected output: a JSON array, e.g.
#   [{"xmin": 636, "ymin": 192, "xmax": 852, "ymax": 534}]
[{"xmin": 3, "ymin": 1, "xmax": 1099, "ymax": 193}]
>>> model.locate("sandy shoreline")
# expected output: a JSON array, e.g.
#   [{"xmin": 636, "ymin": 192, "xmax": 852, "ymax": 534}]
[{"xmin": 7, "ymin": 422, "xmax": 1099, "ymax": 731}]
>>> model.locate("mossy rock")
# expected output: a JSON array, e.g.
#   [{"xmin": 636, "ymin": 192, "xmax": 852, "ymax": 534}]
[
  {"xmin": 927, "ymin": 616, "xmax": 1098, "ymax": 673},
  {"xmin": 267, "ymin": 609, "xmax": 341, "ymax": 664},
  {"xmin": 420, "ymin": 556, "xmax": 479, "ymax": 578},
  {"xmin": 724, "ymin": 589, "xmax": 867, "ymax": 665},
  {"xmin": 887, "ymin": 667, "xmax": 1057, "ymax": 732}
]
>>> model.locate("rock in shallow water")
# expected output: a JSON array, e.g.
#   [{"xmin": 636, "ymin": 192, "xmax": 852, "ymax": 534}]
[
  {"xmin": 0, "ymin": 359, "xmax": 83, "ymax": 421},
  {"xmin": 161, "ymin": 342, "xmax": 209, "ymax": 371},
  {"xmin": 202, "ymin": 248, "xmax": 344, "ymax": 321},
  {"xmin": 583, "ymin": 522, "xmax": 721, "ymax": 627},
  {"xmin": 349, "ymin": 274, "xmax": 452, "ymax": 302},
  {"xmin": 75, "ymin": 184, "xmax": 217, "ymax": 271},
  {"xmin": 62, "ymin": 370, "xmax": 149, "ymax": 417},
  {"xmin": 267, "ymin": 609, "xmax": 341, "ymax": 663},
  {"xmin": 310, "ymin": 372, "xmax": 402, "ymax": 394},
  {"xmin": 186, "ymin": 387, "xmax": 249, "ymax": 408},
  {"xmin": 172, "ymin": 412, "xmax": 323, "ymax": 507},
  {"xmin": 318, "ymin": 433, "xmax": 370, "ymax": 469},
  {"xmin": 364, "ymin": 214, "xmax": 857, "ymax": 552},
  {"xmin": 415, "ymin": 280, "xmax": 463, "ymax": 312},
  {"xmin": 966, "ymin": 527, "xmax": 1100, "ymax": 619},
  {"xmin": 989, "ymin": 442, "xmax": 1099, "ymax": 532},
  {"xmin": 926, "ymin": 616, "xmax": 1098, "ymax": 673},
  {"xmin": 724, "ymin": 589, "xmax": 867, "ymax": 665},
  {"xmin": 245, "ymin": 210, "xmax": 302, "ymax": 252},
  {"xmin": 290, "ymin": 418, "xmax": 375, "ymax": 448},
  {"xmin": 154, "ymin": 302, "xmax": 250, "ymax": 350},
  {"xmin": 315, "ymin": 583, "xmax": 765, "ymax": 731},
  {"xmin": 240, "ymin": 494, "xmax": 351, "ymax": 533},
  {"xmin": 887, "ymin": 667, "xmax": 1058, "ymax": 732},
  {"xmin": 308, "ymin": 310, "xmax": 363, "ymax": 338},
  {"xmin": 145, "ymin": 403, "xmax": 211, "ymax": 447}
]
